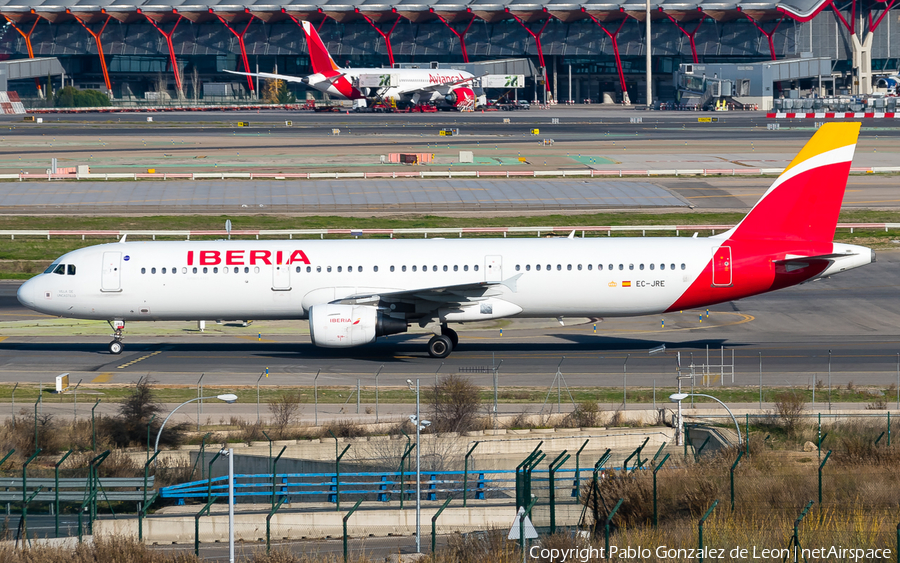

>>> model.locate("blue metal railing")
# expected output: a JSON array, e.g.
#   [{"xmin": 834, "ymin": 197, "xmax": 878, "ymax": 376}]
[{"xmin": 160, "ymin": 467, "xmax": 612, "ymax": 505}]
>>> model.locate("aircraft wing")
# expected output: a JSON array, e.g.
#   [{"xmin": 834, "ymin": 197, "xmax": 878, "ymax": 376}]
[
  {"xmin": 224, "ymin": 69, "xmax": 345, "ymax": 86},
  {"xmin": 224, "ymin": 69, "xmax": 311, "ymax": 84},
  {"xmin": 330, "ymin": 274, "xmax": 522, "ymax": 313}
]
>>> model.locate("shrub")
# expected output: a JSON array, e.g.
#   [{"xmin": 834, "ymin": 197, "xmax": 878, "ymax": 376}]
[
  {"xmin": 773, "ymin": 390, "xmax": 806, "ymax": 436},
  {"xmin": 430, "ymin": 374, "xmax": 482, "ymax": 433},
  {"xmin": 268, "ymin": 391, "xmax": 303, "ymax": 438},
  {"xmin": 99, "ymin": 379, "xmax": 185, "ymax": 449},
  {"xmin": 563, "ymin": 400, "xmax": 602, "ymax": 428},
  {"xmin": 54, "ymin": 86, "xmax": 109, "ymax": 108}
]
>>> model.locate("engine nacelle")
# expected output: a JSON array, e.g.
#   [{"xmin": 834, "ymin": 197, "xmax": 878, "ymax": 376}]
[
  {"xmin": 445, "ymin": 87, "xmax": 475, "ymax": 108},
  {"xmin": 308, "ymin": 304, "xmax": 407, "ymax": 348}
]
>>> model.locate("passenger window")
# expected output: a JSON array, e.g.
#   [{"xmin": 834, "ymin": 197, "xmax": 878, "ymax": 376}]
[
  {"xmin": 516, "ymin": 265, "xmax": 521, "ymax": 271},
  {"xmin": 557, "ymin": 265, "xmax": 562, "ymax": 271},
  {"xmin": 255, "ymin": 267, "xmax": 260, "ymax": 274},
  {"xmin": 650, "ymin": 264, "xmax": 655, "ymax": 270},
  {"xmin": 141, "ymin": 267, "xmax": 146, "ymax": 274},
  {"xmin": 67, "ymin": 265, "xmax": 76, "ymax": 275},
  {"xmin": 526, "ymin": 265, "xmax": 531, "ymax": 271},
  {"xmin": 193, "ymin": 267, "xmax": 197, "ymax": 274},
  {"xmin": 402, "ymin": 266, "xmax": 407, "ymax": 272},
  {"xmin": 681, "ymin": 263, "xmax": 686, "ymax": 270},
  {"xmin": 306, "ymin": 266, "xmax": 311, "ymax": 273},
  {"xmin": 536, "ymin": 264, "xmax": 541, "ymax": 271},
  {"xmin": 433, "ymin": 265, "xmax": 438, "ymax": 272},
  {"xmin": 327, "ymin": 266, "xmax": 332, "ymax": 273},
  {"xmin": 464, "ymin": 265, "xmax": 468, "ymax": 272},
  {"xmin": 628, "ymin": 264, "xmax": 634, "ymax": 271},
  {"xmin": 390, "ymin": 266, "xmax": 395, "ymax": 272},
  {"xmin": 474, "ymin": 265, "xmax": 479, "ymax": 271},
  {"xmin": 609, "ymin": 264, "xmax": 613, "ymax": 271},
  {"xmin": 640, "ymin": 264, "xmax": 644, "ymax": 271},
  {"xmin": 295, "ymin": 266, "xmax": 301, "ymax": 273},
  {"xmin": 454, "ymin": 265, "xmax": 458, "ymax": 272},
  {"xmin": 213, "ymin": 267, "xmax": 218, "ymax": 274},
  {"xmin": 203, "ymin": 267, "xmax": 208, "ymax": 274},
  {"xmin": 577, "ymin": 264, "xmax": 582, "ymax": 271},
  {"xmin": 162, "ymin": 268, "xmax": 166, "ymax": 274},
  {"xmin": 373, "ymin": 266, "xmax": 378, "ymax": 273},
  {"xmin": 423, "ymin": 265, "xmax": 427, "ymax": 271},
  {"xmin": 151, "ymin": 267, "xmax": 157, "ymax": 274},
  {"xmin": 337, "ymin": 266, "xmax": 342, "ymax": 273},
  {"xmin": 222, "ymin": 267, "xmax": 227, "ymax": 274},
  {"xmin": 588, "ymin": 264, "xmax": 592, "ymax": 271},
  {"xmin": 659, "ymin": 264, "xmax": 664, "ymax": 270},
  {"xmin": 671, "ymin": 264, "xmax": 676, "ymax": 270},
  {"xmin": 359, "ymin": 266, "xmax": 363, "ymax": 272},
  {"xmin": 443, "ymin": 265, "xmax": 448, "ymax": 272},
  {"xmin": 412, "ymin": 266, "xmax": 417, "ymax": 272},
  {"xmin": 596, "ymin": 264, "xmax": 601, "ymax": 271},
  {"xmin": 244, "ymin": 267, "xmax": 249, "ymax": 273},
  {"xmin": 316, "ymin": 266, "xmax": 321, "ymax": 273},
  {"xmin": 567, "ymin": 265, "xmax": 572, "ymax": 271}
]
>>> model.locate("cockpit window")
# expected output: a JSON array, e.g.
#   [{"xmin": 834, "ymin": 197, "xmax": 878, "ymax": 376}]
[
  {"xmin": 53, "ymin": 264, "xmax": 66, "ymax": 275},
  {"xmin": 44, "ymin": 262, "xmax": 60, "ymax": 274},
  {"xmin": 67, "ymin": 264, "xmax": 76, "ymax": 275}
]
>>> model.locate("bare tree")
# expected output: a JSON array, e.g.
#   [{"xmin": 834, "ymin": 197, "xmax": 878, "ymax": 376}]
[
  {"xmin": 268, "ymin": 391, "xmax": 302, "ymax": 438},
  {"xmin": 430, "ymin": 374, "xmax": 482, "ymax": 434},
  {"xmin": 191, "ymin": 67, "xmax": 200, "ymax": 103}
]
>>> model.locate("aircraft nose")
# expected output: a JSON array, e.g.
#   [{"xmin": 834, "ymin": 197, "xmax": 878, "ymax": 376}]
[{"xmin": 16, "ymin": 279, "xmax": 35, "ymax": 309}]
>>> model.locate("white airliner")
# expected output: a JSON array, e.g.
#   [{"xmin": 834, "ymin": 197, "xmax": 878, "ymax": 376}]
[
  {"xmin": 17, "ymin": 123, "xmax": 872, "ymax": 358},
  {"xmin": 228, "ymin": 21, "xmax": 477, "ymax": 110}
]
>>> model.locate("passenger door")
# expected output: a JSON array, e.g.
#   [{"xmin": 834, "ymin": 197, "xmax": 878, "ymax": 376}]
[{"xmin": 101, "ymin": 251, "xmax": 122, "ymax": 292}]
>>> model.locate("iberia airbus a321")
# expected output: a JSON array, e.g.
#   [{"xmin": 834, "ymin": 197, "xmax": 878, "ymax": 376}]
[{"xmin": 17, "ymin": 123, "xmax": 873, "ymax": 358}]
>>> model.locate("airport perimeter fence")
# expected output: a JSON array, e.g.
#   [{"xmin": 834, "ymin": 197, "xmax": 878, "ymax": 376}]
[{"xmin": 147, "ymin": 420, "xmax": 900, "ymax": 561}]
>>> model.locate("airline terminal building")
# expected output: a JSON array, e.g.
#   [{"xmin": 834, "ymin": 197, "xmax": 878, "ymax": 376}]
[{"xmin": 0, "ymin": 0, "xmax": 895, "ymax": 103}]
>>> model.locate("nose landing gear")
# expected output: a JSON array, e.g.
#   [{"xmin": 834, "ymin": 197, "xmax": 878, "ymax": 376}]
[{"xmin": 107, "ymin": 320, "xmax": 125, "ymax": 354}]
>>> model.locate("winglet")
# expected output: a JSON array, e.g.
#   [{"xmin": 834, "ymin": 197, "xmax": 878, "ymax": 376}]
[{"xmin": 501, "ymin": 273, "xmax": 523, "ymax": 293}]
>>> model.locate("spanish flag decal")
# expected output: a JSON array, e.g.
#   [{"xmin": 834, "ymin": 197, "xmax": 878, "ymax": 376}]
[{"xmin": 622, "ymin": 281, "xmax": 632, "ymax": 287}]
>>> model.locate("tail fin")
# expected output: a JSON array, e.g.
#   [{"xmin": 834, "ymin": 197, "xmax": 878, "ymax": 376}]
[
  {"xmin": 720, "ymin": 122, "xmax": 860, "ymax": 243},
  {"xmin": 301, "ymin": 21, "xmax": 341, "ymax": 75}
]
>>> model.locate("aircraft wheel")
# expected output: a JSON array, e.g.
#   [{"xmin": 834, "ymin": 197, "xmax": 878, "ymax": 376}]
[
  {"xmin": 109, "ymin": 340, "xmax": 123, "ymax": 355},
  {"xmin": 428, "ymin": 335, "xmax": 453, "ymax": 358},
  {"xmin": 441, "ymin": 327, "xmax": 459, "ymax": 348}
]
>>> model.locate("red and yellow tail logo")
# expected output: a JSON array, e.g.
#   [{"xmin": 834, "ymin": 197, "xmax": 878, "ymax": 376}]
[{"xmin": 722, "ymin": 122, "xmax": 859, "ymax": 244}]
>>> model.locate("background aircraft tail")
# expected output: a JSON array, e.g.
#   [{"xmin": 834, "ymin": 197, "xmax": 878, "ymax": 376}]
[
  {"xmin": 718, "ymin": 122, "xmax": 860, "ymax": 243},
  {"xmin": 301, "ymin": 21, "xmax": 341, "ymax": 75}
]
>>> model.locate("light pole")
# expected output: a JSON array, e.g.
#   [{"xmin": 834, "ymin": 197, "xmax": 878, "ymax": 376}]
[
  {"xmin": 407, "ymin": 379, "xmax": 431, "ymax": 554},
  {"xmin": 155, "ymin": 394, "xmax": 238, "ymax": 454},
  {"xmin": 669, "ymin": 393, "xmax": 743, "ymax": 447},
  {"xmin": 623, "ymin": 354, "xmax": 630, "ymax": 410}
]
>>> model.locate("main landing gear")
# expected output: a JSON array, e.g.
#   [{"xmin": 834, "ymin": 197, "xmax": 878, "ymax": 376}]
[
  {"xmin": 427, "ymin": 325, "xmax": 458, "ymax": 358},
  {"xmin": 108, "ymin": 320, "xmax": 125, "ymax": 354}
]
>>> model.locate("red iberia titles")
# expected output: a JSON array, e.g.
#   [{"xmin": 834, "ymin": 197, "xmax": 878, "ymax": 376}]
[{"xmin": 187, "ymin": 250, "xmax": 311, "ymax": 266}]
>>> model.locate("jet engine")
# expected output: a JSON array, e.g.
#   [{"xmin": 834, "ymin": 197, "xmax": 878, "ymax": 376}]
[
  {"xmin": 308, "ymin": 304, "xmax": 407, "ymax": 348},
  {"xmin": 445, "ymin": 87, "xmax": 475, "ymax": 109}
]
